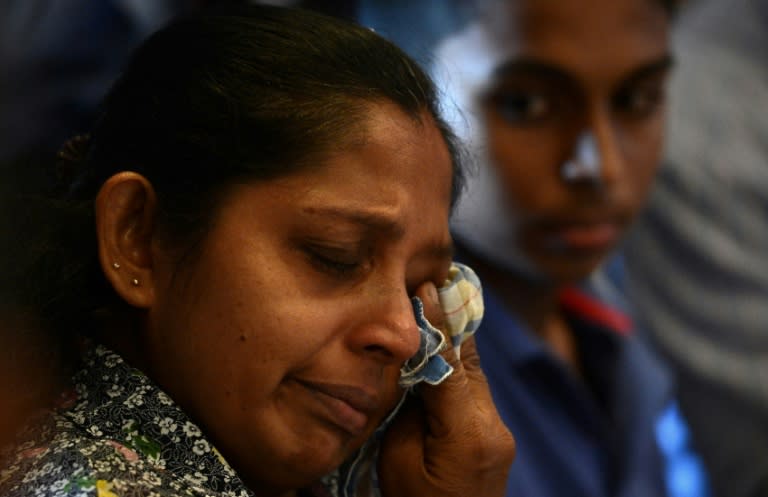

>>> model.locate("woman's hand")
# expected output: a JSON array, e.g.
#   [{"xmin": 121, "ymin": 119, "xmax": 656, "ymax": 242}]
[{"xmin": 378, "ymin": 282, "xmax": 515, "ymax": 497}]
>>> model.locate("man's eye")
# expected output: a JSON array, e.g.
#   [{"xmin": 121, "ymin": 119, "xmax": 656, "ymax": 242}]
[
  {"xmin": 614, "ymin": 84, "xmax": 665, "ymax": 118},
  {"xmin": 492, "ymin": 92, "xmax": 551, "ymax": 124}
]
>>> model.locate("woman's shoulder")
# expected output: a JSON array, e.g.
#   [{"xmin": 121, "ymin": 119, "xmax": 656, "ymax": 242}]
[{"xmin": 0, "ymin": 412, "xmax": 192, "ymax": 497}]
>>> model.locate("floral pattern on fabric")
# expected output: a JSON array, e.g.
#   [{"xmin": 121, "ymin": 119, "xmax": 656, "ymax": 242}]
[{"xmin": 0, "ymin": 345, "xmax": 264, "ymax": 497}]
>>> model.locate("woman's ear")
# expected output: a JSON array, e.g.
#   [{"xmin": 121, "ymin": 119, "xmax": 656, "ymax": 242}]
[{"xmin": 95, "ymin": 172, "xmax": 158, "ymax": 309}]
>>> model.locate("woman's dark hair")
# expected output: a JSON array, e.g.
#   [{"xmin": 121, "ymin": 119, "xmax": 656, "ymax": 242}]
[{"xmin": 52, "ymin": 4, "xmax": 466, "ymax": 334}]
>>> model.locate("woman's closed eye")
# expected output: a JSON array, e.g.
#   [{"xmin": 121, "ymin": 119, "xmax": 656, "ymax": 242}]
[{"xmin": 304, "ymin": 244, "xmax": 367, "ymax": 278}]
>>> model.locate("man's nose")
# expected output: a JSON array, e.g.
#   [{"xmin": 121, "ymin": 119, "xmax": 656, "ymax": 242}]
[{"xmin": 561, "ymin": 114, "xmax": 624, "ymax": 186}]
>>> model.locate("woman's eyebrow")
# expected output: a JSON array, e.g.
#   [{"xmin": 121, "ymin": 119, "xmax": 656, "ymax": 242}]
[
  {"xmin": 302, "ymin": 206, "xmax": 454, "ymax": 259},
  {"xmin": 301, "ymin": 206, "xmax": 405, "ymax": 237}
]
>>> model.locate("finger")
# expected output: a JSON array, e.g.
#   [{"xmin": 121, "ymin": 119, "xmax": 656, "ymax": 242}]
[
  {"xmin": 453, "ymin": 335, "xmax": 487, "ymax": 385},
  {"xmin": 413, "ymin": 281, "xmax": 446, "ymax": 335},
  {"xmin": 413, "ymin": 280, "xmax": 463, "ymax": 364},
  {"xmin": 412, "ymin": 280, "xmax": 499, "ymax": 435}
]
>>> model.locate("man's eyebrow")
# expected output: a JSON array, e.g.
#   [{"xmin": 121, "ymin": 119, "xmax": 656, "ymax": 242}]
[
  {"xmin": 489, "ymin": 54, "xmax": 675, "ymax": 87},
  {"xmin": 491, "ymin": 57, "xmax": 575, "ymax": 86},
  {"xmin": 619, "ymin": 54, "xmax": 675, "ymax": 86}
]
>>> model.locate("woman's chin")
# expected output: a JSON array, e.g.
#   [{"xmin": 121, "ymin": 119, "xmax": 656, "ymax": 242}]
[
  {"xmin": 260, "ymin": 428, "xmax": 363, "ymax": 489},
  {"xmin": 241, "ymin": 455, "xmax": 345, "ymax": 495}
]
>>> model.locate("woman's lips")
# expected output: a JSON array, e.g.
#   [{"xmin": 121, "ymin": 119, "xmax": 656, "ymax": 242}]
[
  {"xmin": 296, "ymin": 379, "xmax": 378, "ymax": 436},
  {"xmin": 544, "ymin": 222, "xmax": 621, "ymax": 252}
]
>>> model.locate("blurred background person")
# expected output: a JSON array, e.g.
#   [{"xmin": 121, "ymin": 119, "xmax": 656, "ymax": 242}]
[{"xmin": 430, "ymin": 1, "xmax": 706, "ymax": 496}]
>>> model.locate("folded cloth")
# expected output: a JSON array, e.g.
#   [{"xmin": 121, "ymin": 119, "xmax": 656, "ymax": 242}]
[
  {"xmin": 398, "ymin": 262, "xmax": 484, "ymax": 388},
  {"xmin": 438, "ymin": 262, "xmax": 484, "ymax": 359}
]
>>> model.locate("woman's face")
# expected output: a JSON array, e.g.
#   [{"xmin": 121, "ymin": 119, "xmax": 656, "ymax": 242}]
[
  {"xmin": 480, "ymin": 0, "xmax": 671, "ymax": 284},
  {"xmin": 144, "ymin": 104, "xmax": 454, "ymax": 493}
]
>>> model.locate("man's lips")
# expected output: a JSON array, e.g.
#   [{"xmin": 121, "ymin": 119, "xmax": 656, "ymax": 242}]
[
  {"xmin": 295, "ymin": 379, "xmax": 380, "ymax": 436},
  {"xmin": 543, "ymin": 221, "xmax": 622, "ymax": 252}
]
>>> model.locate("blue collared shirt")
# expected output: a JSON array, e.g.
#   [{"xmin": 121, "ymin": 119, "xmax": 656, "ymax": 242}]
[{"xmin": 475, "ymin": 283, "xmax": 710, "ymax": 497}]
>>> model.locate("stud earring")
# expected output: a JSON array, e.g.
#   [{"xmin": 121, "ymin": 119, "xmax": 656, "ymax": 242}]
[
  {"xmin": 112, "ymin": 262, "xmax": 121, "ymax": 269},
  {"xmin": 131, "ymin": 278, "xmax": 140, "ymax": 286}
]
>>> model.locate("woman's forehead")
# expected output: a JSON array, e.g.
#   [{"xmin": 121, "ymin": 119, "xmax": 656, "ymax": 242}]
[{"xmin": 250, "ymin": 103, "xmax": 452, "ymax": 210}]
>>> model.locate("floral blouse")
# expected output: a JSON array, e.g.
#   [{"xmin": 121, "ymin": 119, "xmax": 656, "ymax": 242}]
[{"xmin": 0, "ymin": 345, "xmax": 329, "ymax": 497}]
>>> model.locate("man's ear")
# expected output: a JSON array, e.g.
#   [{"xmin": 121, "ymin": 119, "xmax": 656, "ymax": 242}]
[{"xmin": 95, "ymin": 172, "xmax": 158, "ymax": 309}]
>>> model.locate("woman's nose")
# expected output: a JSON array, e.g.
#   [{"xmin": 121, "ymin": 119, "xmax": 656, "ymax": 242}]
[{"xmin": 348, "ymin": 285, "xmax": 422, "ymax": 365}]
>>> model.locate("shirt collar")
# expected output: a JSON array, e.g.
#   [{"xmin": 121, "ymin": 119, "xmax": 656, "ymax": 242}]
[{"xmin": 479, "ymin": 286, "xmax": 551, "ymax": 366}]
